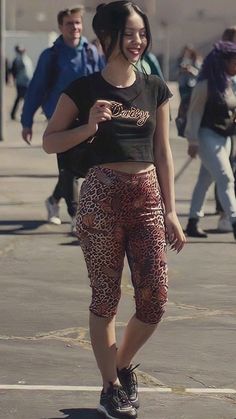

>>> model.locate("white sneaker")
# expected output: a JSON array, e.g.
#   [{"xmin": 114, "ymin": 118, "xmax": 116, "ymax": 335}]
[
  {"xmin": 45, "ymin": 197, "xmax": 61, "ymax": 225},
  {"xmin": 217, "ymin": 215, "xmax": 232, "ymax": 232}
]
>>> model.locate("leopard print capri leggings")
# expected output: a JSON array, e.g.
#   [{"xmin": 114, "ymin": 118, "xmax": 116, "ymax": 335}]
[{"xmin": 76, "ymin": 166, "xmax": 168, "ymax": 324}]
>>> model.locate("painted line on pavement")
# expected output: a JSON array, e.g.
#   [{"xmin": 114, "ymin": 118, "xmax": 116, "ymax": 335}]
[{"xmin": 0, "ymin": 385, "xmax": 235, "ymax": 394}]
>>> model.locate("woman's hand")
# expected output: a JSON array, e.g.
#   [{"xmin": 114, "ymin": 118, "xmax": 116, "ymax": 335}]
[
  {"xmin": 165, "ymin": 212, "xmax": 186, "ymax": 253},
  {"xmin": 87, "ymin": 100, "xmax": 112, "ymax": 135},
  {"xmin": 188, "ymin": 144, "xmax": 198, "ymax": 158}
]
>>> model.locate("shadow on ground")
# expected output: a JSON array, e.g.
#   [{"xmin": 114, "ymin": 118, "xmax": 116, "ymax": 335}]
[
  {"xmin": 45, "ymin": 408, "xmax": 102, "ymax": 419},
  {"xmin": 60, "ymin": 240, "xmax": 80, "ymax": 246},
  {"xmin": 0, "ymin": 220, "xmax": 81, "ymax": 245},
  {"xmin": 0, "ymin": 220, "xmax": 63, "ymax": 235},
  {"xmin": 0, "ymin": 219, "xmax": 46, "ymax": 234}
]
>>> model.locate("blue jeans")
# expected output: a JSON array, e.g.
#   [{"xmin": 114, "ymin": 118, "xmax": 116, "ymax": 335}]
[{"xmin": 189, "ymin": 127, "xmax": 236, "ymax": 223}]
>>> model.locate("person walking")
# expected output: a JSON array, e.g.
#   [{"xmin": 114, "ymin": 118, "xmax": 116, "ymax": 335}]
[
  {"xmin": 177, "ymin": 44, "xmax": 202, "ymax": 101},
  {"xmin": 21, "ymin": 6, "xmax": 104, "ymax": 231},
  {"xmin": 10, "ymin": 45, "xmax": 33, "ymax": 120},
  {"xmin": 43, "ymin": 2, "xmax": 186, "ymax": 418},
  {"xmin": 175, "ymin": 45, "xmax": 202, "ymax": 138},
  {"xmin": 215, "ymin": 26, "xmax": 236, "ymax": 232},
  {"xmin": 185, "ymin": 41, "xmax": 236, "ymax": 240}
]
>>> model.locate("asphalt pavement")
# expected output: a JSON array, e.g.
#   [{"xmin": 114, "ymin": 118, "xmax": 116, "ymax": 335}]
[{"xmin": 0, "ymin": 84, "xmax": 236, "ymax": 419}]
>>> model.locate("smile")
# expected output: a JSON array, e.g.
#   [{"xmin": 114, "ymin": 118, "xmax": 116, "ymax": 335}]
[{"xmin": 128, "ymin": 49, "xmax": 141, "ymax": 55}]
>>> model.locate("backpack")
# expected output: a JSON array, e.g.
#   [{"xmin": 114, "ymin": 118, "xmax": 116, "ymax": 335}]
[
  {"xmin": 46, "ymin": 43, "xmax": 102, "ymax": 177},
  {"xmin": 57, "ymin": 77, "xmax": 96, "ymax": 178},
  {"xmin": 46, "ymin": 42, "xmax": 99, "ymax": 92}
]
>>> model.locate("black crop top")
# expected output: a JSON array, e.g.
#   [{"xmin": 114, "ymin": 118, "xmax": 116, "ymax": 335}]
[{"xmin": 64, "ymin": 71, "xmax": 172, "ymax": 165}]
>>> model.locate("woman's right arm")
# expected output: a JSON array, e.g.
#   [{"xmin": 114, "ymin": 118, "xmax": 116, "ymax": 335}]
[{"xmin": 43, "ymin": 94, "xmax": 112, "ymax": 154}]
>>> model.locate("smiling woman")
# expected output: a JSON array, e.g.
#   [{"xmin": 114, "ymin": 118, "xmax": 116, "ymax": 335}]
[
  {"xmin": 92, "ymin": 1, "xmax": 151, "ymax": 64},
  {"xmin": 42, "ymin": 1, "xmax": 186, "ymax": 418}
]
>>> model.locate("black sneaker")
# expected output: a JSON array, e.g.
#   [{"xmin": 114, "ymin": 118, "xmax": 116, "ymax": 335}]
[
  {"xmin": 97, "ymin": 382, "xmax": 137, "ymax": 418},
  {"xmin": 117, "ymin": 364, "xmax": 140, "ymax": 409}
]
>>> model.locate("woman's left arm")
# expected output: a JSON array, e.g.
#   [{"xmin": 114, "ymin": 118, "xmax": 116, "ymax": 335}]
[{"xmin": 154, "ymin": 100, "xmax": 186, "ymax": 253}]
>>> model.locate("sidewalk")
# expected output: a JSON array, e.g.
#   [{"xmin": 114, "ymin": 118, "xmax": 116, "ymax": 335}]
[{"xmin": 0, "ymin": 85, "xmax": 236, "ymax": 419}]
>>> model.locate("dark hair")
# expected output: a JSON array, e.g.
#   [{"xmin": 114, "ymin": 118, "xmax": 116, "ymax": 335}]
[
  {"xmin": 15, "ymin": 44, "xmax": 25, "ymax": 53},
  {"xmin": 57, "ymin": 6, "xmax": 84, "ymax": 25},
  {"xmin": 198, "ymin": 41, "xmax": 236, "ymax": 93},
  {"xmin": 222, "ymin": 26, "xmax": 236, "ymax": 42},
  {"xmin": 92, "ymin": 1, "xmax": 151, "ymax": 61}
]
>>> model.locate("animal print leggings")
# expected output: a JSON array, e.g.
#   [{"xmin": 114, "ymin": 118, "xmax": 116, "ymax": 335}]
[{"xmin": 76, "ymin": 166, "xmax": 168, "ymax": 324}]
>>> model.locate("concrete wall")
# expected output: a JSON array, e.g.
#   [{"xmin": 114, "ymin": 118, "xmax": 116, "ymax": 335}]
[{"xmin": 5, "ymin": 31, "xmax": 58, "ymax": 68}]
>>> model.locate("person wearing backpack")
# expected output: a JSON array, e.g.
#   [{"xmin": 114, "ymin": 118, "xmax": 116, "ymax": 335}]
[{"xmin": 21, "ymin": 6, "xmax": 104, "ymax": 233}]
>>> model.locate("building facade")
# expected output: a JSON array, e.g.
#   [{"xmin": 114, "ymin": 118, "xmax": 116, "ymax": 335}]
[{"xmin": 5, "ymin": 0, "xmax": 236, "ymax": 79}]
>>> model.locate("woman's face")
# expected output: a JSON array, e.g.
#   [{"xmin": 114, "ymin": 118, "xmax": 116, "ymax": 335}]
[
  {"xmin": 225, "ymin": 56, "xmax": 236, "ymax": 76},
  {"xmin": 108, "ymin": 11, "xmax": 147, "ymax": 63},
  {"xmin": 122, "ymin": 12, "xmax": 147, "ymax": 62}
]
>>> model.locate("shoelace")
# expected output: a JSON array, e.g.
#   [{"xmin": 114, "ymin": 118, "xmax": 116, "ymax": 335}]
[
  {"xmin": 117, "ymin": 386, "xmax": 130, "ymax": 404},
  {"xmin": 120, "ymin": 364, "xmax": 140, "ymax": 392},
  {"xmin": 109, "ymin": 383, "xmax": 130, "ymax": 405}
]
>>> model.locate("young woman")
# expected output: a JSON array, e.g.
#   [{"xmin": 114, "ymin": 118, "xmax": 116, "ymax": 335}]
[
  {"xmin": 43, "ymin": 2, "xmax": 186, "ymax": 418},
  {"xmin": 185, "ymin": 41, "xmax": 236, "ymax": 240}
]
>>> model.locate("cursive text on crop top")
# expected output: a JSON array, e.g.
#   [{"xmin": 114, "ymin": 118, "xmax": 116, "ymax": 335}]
[{"xmin": 63, "ymin": 71, "xmax": 172, "ymax": 165}]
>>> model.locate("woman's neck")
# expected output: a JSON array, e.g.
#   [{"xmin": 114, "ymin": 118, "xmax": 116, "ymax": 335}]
[{"xmin": 102, "ymin": 60, "xmax": 136, "ymax": 88}]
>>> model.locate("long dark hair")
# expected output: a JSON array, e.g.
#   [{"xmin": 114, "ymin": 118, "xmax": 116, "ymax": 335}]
[
  {"xmin": 198, "ymin": 41, "xmax": 236, "ymax": 93},
  {"xmin": 92, "ymin": 1, "xmax": 151, "ymax": 61}
]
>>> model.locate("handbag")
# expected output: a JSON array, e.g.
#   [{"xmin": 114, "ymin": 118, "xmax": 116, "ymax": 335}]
[
  {"xmin": 57, "ymin": 76, "xmax": 97, "ymax": 178},
  {"xmin": 57, "ymin": 136, "xmax": 95, "ymax": 178},
  {"xmin": 57, "ymin": 116, "xmax": 96, "ymax": 178}
]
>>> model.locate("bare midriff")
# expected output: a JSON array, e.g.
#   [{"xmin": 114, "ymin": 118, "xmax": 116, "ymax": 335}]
[{"xmin": 99, "ymin": 161, "xmax": 155, "ymax": 174}]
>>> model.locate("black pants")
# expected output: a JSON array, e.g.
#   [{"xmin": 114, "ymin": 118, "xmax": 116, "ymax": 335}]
[
  {"xmin": 11, "ymin": 85, "xmax": 27, "ymax": 118},
  {"xmin": 52, "ymin": 168, "xmax": 79, "ymax": 218}
]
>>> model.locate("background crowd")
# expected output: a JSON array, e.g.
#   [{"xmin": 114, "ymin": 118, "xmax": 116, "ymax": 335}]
[{"xmin": 5, "ymin": 9, "xmax": 236, "ymax": 241}]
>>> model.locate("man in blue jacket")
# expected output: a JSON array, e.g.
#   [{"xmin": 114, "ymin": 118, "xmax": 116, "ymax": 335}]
[{"xmin": 21, "ymin": 6, "xmax": 104, "ymax": 232}]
